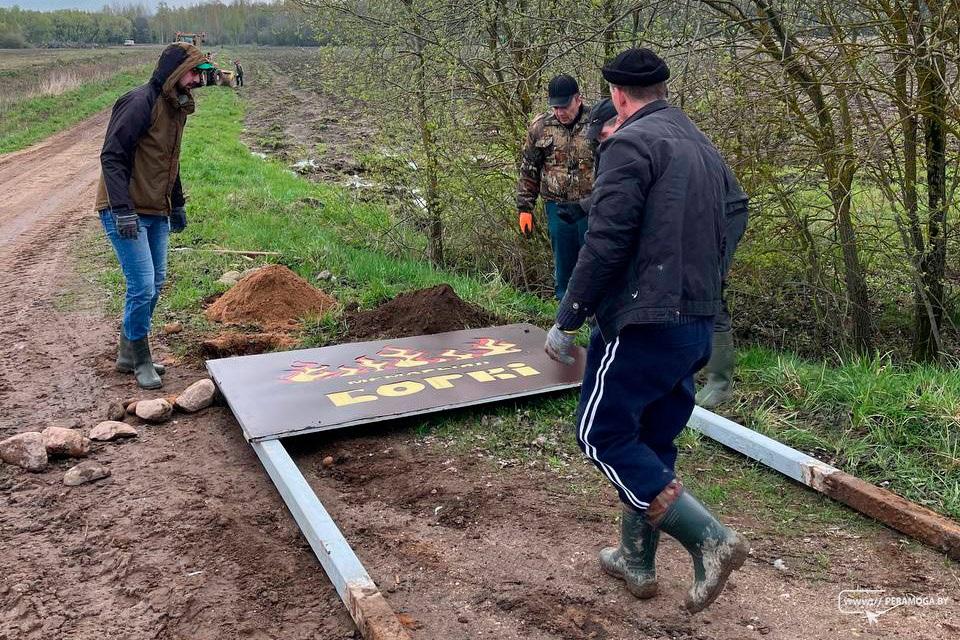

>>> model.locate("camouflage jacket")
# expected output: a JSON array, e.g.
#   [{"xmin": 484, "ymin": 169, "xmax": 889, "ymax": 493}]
[{"xmin": 516, "ymin": 105, "xmax": 594, "ymax": 212}]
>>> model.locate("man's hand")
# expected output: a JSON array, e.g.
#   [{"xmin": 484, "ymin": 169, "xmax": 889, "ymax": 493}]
[
  {"xmin": 114, "ymin": 210, "xmax": 139, "ymax": 240},
  {"xmin": 544, "ymin": 324, "xmax": 576, "ymax": 365},
  {"xmin": 519, "ymin": 211, "xmax": 534, "ymax": 237},
  {"xmin": 170, "ymin": 206, "xmax": 187, "ymax": 233}
]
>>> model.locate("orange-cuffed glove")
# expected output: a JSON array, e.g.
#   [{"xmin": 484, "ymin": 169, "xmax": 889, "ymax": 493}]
[{"xmin": 518, "ymin": 211, "xmax": 534, "ymax": 237}]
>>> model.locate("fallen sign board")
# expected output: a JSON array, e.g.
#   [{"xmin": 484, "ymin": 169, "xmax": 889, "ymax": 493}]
[{"xmin": 207, "ymin": 323, "xmax": 586, "ymax": 442}]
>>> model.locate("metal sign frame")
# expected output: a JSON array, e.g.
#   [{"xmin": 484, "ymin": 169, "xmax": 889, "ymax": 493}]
[{"xmin": 207, "ymin": 323, "xmax": 585, "ymax": 442}]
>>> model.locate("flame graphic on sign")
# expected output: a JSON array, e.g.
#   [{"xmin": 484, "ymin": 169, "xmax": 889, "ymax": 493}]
[{"xmin": 281, "ymin": 339, "xmax": 522, "ymax": 383}]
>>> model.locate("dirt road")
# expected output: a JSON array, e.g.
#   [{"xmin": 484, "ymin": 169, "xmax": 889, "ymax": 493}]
[{"xmin": 1, "ymin": 109, "xmax": 957, "ymax": 640}]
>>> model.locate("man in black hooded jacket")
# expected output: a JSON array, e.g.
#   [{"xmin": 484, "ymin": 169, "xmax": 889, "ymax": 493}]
[
  {"xmin": 95, "ymin": 42, "xmax": 210, "ymax": 389},
  {"xmin": 544, "ymin": 48, "xmax": 749, "ymax": 614}
]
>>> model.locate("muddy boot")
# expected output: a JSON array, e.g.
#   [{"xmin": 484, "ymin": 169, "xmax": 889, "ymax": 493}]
[
  {"xmin": 599, "ymin": 504, "xmax": 659, "ymax": 598},
  {"xmin": 130, "ymin": 338, "xmax": 162, "ymax": 390},
  {"xmin": 116, "ymin": 335, "xmax": 165, "ymax": 375},
  {"xmin": 696, "ymin": 330, "xmax": 735, "ymax": 409},
  {"xmin": 650, "ymin": 482, "xmax": 749, "ymax": 613}
]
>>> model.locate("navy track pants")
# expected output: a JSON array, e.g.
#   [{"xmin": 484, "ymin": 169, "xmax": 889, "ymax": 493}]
[{"xmin": 575, "ymin": 320, "xmax": 713, "ymax": 510}]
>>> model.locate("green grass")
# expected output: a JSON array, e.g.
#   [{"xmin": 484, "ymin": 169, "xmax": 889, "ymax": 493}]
[
  {"xmin": 0, "ymin": 64, "xmax": 151, "ymax": 153},
  {"xmin": 734, "ymin": 348, "xmax": 960, "ymax": 519},
  {"xmin": 88, "ymin": 85, "xmax": 958, "ymax": 540},
  {"xmin": 159, "ymin": 87, "xmax": 553, "ymax": 330}
]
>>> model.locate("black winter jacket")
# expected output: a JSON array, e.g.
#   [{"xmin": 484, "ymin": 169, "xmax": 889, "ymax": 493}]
[
  {"xmin": 556, "ymin": 100, "xmax": 739, "ymax": 341},
  {"xmin": 95, "ymin": 42, "xmax": 205, "ymax": 216}
]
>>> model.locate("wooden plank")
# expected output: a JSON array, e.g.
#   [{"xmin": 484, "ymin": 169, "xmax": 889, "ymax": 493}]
[
  {"xmin": 687, "ymin": 406, "xmax": 960, "ymax": 561},
  {"xmin": 251, "ymin": 439, "xmax": 411, "ymax": 640},
  {"xmin": 171, "ymin": 247, "xmax": 280, "ymax": 257},
  {"xmin": 820, "ymin": 470, "xmax": 960, "ymax": 561}
]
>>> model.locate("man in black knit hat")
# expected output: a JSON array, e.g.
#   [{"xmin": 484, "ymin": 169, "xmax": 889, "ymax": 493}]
[{"xmin": 544, "ymin": 48, "xmax": 750, "ymax": 613}]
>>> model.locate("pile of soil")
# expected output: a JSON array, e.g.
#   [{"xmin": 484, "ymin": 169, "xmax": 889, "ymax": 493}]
[
  {"xmin": 199, "ymin": 331, "xmax": 296, "ymax": 359},
  {"xmin": 346, "ymin": 284, "xmax": 500, "ymax": 340},
  {"xmin": 205, "ymin": 264, "xmax": 336, "ymax": 330}
]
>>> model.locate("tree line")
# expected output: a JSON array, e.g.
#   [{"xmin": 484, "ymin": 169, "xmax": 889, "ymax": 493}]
[
  {"xmin": 295, "ymin": 0, "xmax": 958, "ymax": 361},
  {"xmin": 0, "ymin": 1, "xmax": 320, "ymax": 48}
]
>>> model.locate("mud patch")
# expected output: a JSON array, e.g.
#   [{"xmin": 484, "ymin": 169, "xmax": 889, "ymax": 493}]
[
  {"xmin": 346, "ymin": 284, "xmax": 500, "ymax": 341},
  {"xmin": 494, "ymin": 587, "xmax": 611, "ymax": 640},
  {"xmin": 199, "ymin": 331, "xmax": 297, "ymax": 358},
  {"xmin": 205, "ymin": 264, "xmax": 336, "ymax": 330}
]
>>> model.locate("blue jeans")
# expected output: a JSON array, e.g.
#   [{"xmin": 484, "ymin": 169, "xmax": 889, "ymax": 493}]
[
  {"xmin": 575, "ymin": 319, "xmax": 713, "ymax": 511},
  {"xmin": 545, "ymin": 201, "xmax": 588, "ymax": 300},
  {"xmin": 100, "ymin": 211, "xmax": 169, "ymax": 342}
]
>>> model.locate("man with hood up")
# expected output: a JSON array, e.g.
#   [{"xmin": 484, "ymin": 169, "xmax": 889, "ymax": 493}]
[{"xmin": 95, "ymin": 42, "xmax": 211, "ymax": 390}]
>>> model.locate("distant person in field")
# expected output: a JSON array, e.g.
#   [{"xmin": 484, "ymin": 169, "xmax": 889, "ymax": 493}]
[
  {"xmin": 516, "ymin": 74, "xmax": 594, "ymax": 300},
  {"xmin": 544, "ymin": 48, "xmax": 750, "ymax": 613},
  {"xmin": 95, "ymin": 42, "xmax": 212, "ymax": 390},
  {"xmin": 203, "ymin": 52, "xmax": 215, "ymax": 85},
  {"xmin": 234, "ymin": 59, "xmax": 244, "ymax": 87}
]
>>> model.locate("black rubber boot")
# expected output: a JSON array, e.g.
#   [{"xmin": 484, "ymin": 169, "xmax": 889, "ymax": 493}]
[
  {"xmin": 117, "ymin": 335, "xmax": 165, "ymax": 375},
  {"xmin": 130, "ymin": 338, "xmax": 162, "ymax": 390},
  {"xmin": 696, "ymin": 330, "xmax": 735, "ymax": 409},
  {"xmin": 599, "ymin": 504, "xmax": 659, "ymax": 598},
  {"xmin": 656, "ymin": 488, "xmax": 749, "ymax": 613}
]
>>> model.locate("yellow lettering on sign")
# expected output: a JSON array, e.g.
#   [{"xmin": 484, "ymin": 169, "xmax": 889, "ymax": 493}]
[
  {"xmin": 467, "ymin": 370, "xmax": 496, "ymax": 382},
  {"xmin": 326, "ymin": 389, "xmax": 378, "ymax": 407},
  {"xmin": 377, "ymin": 381, "xmax": 426, "ymax": 397},
  {"xmin": 508, "ymin": 363, "xmax": 540, "ymax": 377},
  {"xmin": 424, "ymin": 374, "xmax": 463, "ymax": 389},
  {"xmin": 485, "ymin": 367, "xmax": 516, "ymax": 380}
]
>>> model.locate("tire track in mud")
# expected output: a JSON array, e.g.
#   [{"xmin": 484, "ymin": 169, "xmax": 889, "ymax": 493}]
[{"xmin": 0, "ymin": 111, "xmax": 111, "ymax": 435}]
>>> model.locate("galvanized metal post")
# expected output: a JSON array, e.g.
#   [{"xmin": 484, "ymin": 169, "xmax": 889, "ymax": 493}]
[{"xmin": 251, "ymin": 439, "xmax": 411, "ymax": 640}]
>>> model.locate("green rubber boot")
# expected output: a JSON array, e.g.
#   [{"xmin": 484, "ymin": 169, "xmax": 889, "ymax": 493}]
[
  {"xmin": 655, "ymin": 487, "xmax": 749, "ymax": 613},
  {"xmin": 130, "ymin": 337, "xmax": 162, "ymax": 390},
  {"xmin": 696, "ymin": 330, "xmax": 735, "ymax": 409},
  {"xmin": 599, "ymin": 504, "xmax": 659, "ymax": 598},
  {"xmin": 117, "ymin": 335, "xmax": 165, "ymax": 376}
]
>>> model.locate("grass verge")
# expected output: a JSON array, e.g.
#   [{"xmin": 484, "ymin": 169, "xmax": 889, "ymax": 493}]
[
  {"xmin": 0, "ymin": 64, "xmax": 151, "ymax": 153},
  {"xmin": 91, "ymin": 86, "xmax": 957, "ymax": 543}
]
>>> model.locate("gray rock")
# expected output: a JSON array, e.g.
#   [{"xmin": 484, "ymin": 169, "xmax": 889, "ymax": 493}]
[
  {"xmin": 217, "ymin": 270, "xmax": 241, "ymax": 286},
  {"xmin": 135, "ymin": 398, "xmax": 173, "ymax": 423},
  {"xmin": 41, "ymin": 427, "xmax": 89, "ymax": 458},
  {"xmin": 89, "ymin": 421, "xmax": 139, "ymax": 441},
  {"xmin": 239, "ymin": 266, "xmax": 264, "ymax": 280},
  {"xmin": 316, "ymin": 269, "xmax": 333, "ymax": 281},
  {"xmin": 63, "ymin": 461, "xmax": 111, "ymax": 486},
  {"xmin": 0, "ymin": 432, "xmax": 48, "ymax": 472},
  {"xmin": 106, "ymin": 401, "xmax": 126, "ymax": 422},
  {"xmin": 175, "ymin": 379, "xmax": 216, "ymax": 413}
]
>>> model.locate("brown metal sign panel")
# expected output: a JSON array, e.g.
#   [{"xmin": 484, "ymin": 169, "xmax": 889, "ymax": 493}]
[{"xmin": 206, "ymin": 323, "xmax": 585, "ymax": 442}]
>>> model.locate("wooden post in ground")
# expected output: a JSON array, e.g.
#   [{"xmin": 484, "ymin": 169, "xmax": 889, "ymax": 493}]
[{"xmin": 687, "ymin": 406, "xmax": 960, "ymax": 560}]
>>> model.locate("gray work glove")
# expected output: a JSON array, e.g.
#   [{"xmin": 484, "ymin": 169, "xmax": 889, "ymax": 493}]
[
  {"xmin": 544, "ymin": 324, "xmax": 576, "ymax": 365},
  {"xmin": 170, "ymin": 206, "xmax": 187, "ymax": 233},
  {"xmin": 114, "ymin": 210, "xmax": 139, "ymax": 240}
]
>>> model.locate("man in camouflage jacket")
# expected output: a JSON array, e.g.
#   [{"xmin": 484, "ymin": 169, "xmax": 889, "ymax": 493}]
[{"xmin": 516, "ymin": 74, "xmax": 594, "ymax": 300}]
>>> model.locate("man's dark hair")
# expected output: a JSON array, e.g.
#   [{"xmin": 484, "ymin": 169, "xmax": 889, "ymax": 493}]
[{"xmin": 614, "ymin": 81, "xmax": 668, "ymax": 103}]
